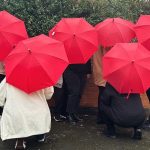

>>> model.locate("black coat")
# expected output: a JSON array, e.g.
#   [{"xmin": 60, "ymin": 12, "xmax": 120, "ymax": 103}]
[
  {"xmin": 66, "ymin": 59, "xmax": 91, "ymax": 75},
  {"xmin": 101, "ymin": 83, "xmax": 146, "ymax": 127}
]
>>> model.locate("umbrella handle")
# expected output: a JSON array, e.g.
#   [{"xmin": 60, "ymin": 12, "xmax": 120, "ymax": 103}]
[{"xmin": 126, "ymin": 89, "xmax": 132, "ymax": 99}]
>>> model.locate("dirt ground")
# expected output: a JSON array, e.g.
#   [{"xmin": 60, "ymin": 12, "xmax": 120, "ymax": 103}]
[{"xmin": 0, "ymin": 112, "xmax": 150, "ymax": 150}]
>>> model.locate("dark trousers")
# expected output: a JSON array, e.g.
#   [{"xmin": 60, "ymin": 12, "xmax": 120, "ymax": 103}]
[
  {"xmin": 63, "ymin": 70, "xmax": 86, "ymax": 114},
  {"xmin": 53, "ymin": 86, "xmax": 67, "ymax": 115},
  {"xmin": 0, "ymin": 74, "xmax": 5, "ymax": 115},
  {"xmin": 146, "ymin": 88, "xmax": 150, "ymax": 121},
  {"xmin": 97, "ymin": 86, "xmax": 105, "ymax": 120},
  {"xmin": 101, "ymin": 104, "xmax": 143, "ymax": 133}
]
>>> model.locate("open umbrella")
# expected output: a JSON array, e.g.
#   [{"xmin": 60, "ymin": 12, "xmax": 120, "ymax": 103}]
[
  {"xmin": 49, "ymin": 18, "xmax": 98, "ymax": 64},
  {"xmin": 5, "ymin": 34, "xmax": 69, "ymax": 93},
  {"xmin": 103, "ymin": 43, "xmax": 150, "ymax": 93},
  {"xmin": 134, "ymin": 15, "xmax": 150, "ymax": 50},
  {"xmin": 95, "ymin": 18, "xmax": 135, "ymax": 47},
  {"xmin": 0, "ymin": 10, "xmax": 28, "ymax": 60}
]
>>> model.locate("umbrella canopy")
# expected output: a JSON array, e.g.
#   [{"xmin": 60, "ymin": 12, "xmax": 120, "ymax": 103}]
[
  {"xmin": 5, "ymin": 34, "xmax": 69, "ymax": 93},
  {"xmin": 95, "ymin": 18, "xmax": 135, "ymax": 47},
  {"xmin": 0, "ymin": 10, "xmax": 28, "ymax": 61},
  {"xmin": 103, "ymin": 43, "xmax": 150, "ymax": 93},
  {"xmin": 134, "ymin": 15, "xmax": 150, "ymax": 50},
  {"xmin": 49, "ymin": 18, "xmax": 98, "ymax": 64}
]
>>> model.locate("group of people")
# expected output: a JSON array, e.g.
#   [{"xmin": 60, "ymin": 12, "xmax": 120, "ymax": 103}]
[
  {"xmin": 53, "ymin": 46, "xmax": 150, "ymax": 141},
  {"xmin": 0, "ymin": 46, "xmax": 150, "ymax": 150},
  {"xmin": 93, "ymin": 47, "xmax": 150, "ymax": 139}
]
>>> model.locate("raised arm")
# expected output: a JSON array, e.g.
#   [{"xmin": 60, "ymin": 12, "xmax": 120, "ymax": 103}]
[{"xmin": 44, "ymin": 86, "xmax": 54, "ymax": 100}]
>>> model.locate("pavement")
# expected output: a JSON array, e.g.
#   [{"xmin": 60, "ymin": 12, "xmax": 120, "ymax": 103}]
[{"xmin": 0, "ymin": 112, "xmax": 150, "ymax": 150}]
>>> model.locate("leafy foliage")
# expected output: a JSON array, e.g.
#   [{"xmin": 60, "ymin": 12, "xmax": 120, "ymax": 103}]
[{"xmin": 0, "ymin": 0, "xmax": 149, "ymax": 36}]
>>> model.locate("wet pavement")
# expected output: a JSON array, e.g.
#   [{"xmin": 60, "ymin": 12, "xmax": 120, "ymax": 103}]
[{"xmin": 0, "ymin": 113, "xmax": 150, "ymax": 150}]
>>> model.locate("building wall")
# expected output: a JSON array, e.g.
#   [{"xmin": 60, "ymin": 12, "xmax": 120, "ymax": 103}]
[{"xmin": 80, "ymin": 74, "xmax": 150, "ymax": 108}]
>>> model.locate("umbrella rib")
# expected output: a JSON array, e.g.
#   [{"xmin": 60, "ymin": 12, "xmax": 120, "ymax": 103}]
[
  {"xmin": 115, "ymin": 21, "xmax": 134, "ymax": 32},
  {"xmin": 75, "ymin": 37, "xmax": 97, "ymax": 62},
  {"xmin": 134, "ymin": 64, "xmax": 146, "ymax": 92},
  {"xmin": 104, "ymin": 61, "xmax": 130, "ymax": 77},
  {"xmin": 70, "ymin": 37, "xmax": 85, "ymax": 62},
  {"xmin": 0, "ymin": 32, "xmax": 11, "ymax": 45},
  {"xmin": 1, "ymin": 30, "xmax": 27, "ymax": 39},
  {"xmin": 32, "ymin": 55, "xmax": 57, "ymax": 85},
  {"xmin": 21, "ymin": 42, "xmax": 68, "ymax": 63},
  {"xmin": 114, "ymin": 23, "xmax": 125, "ymax": 42},
  {"xmin": 62, "ymin": 19, "xmax": 74, "ymax": 33},
  {"xmin": 135, "ymin": 25, "xmax": 150, "ymax": 28},
  {"xmin": 0, "ymin": 20, "xmax": 23, "ymax": 30},
  {"xmin": 33, "ymin": 52, "xmax": 68, "ymax": 63},
  {"xmin": 95, "ymin": 20, "xmax": 111, "ymax": 30},
  {"xmin": 77, "ymin": 30, "xmax": 98, "ymax": 46}
]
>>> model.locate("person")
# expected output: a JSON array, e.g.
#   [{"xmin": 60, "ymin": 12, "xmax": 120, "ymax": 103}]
[
  {"xmin": 53, "ymin": 60, "xmax": 91, "ymax": 125},
  {"xmin": 0, "ymin": 62, "xmax": 5, "ymax": 115},
  {"xmin": 53, "ymin": 75, "xmax": 68, "ymax": 122},
  {"xmin": 100, "ymin": 82, "xmax": 146, "ymax": 140},
  {"xmin": 92, "ymin": 46, "xmax": 110, "ymax": 124},
  {"xmin": 0, "ymin": 78, "xmax": 54, "ymax": 149}
]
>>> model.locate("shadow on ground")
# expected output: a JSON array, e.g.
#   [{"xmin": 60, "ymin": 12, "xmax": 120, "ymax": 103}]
[{"xmin": 0, "ymin": 114, "xmax": 150, "ymax": 150}]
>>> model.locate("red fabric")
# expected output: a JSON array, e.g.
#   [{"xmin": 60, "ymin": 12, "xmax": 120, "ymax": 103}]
[
  {"xmin": 0, "ymin": 10, "xmax": 28, "ymax": 61},
  {"xmin": 134, "ymin": 15, "xmax": 150, "ymax": 50},
  {"xmin": 95, "ymin": 18, "xmax": 135, "ymax": 47},
  {"xmin": 102, "ymin": 43, "xmax": 150, "ymax": 93},
  {"xmin": 5, "ymin": 34, "xmax": 69, "ymax": 93},
  {"xmin": 49, "ymin": 18, "xmax": 98, "ymax": 64}
]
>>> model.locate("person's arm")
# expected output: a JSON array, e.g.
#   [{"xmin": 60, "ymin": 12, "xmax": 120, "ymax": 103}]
[
  {"xmin": 44, "ymin": 86, "xmax": 54, "ymax": 100},
  {"xmin": 54, "ymin": 75, "xmax": 63, "ymax": 88},
  {"xmin": 0, "ymin": 78, "xmax": 7, "ymax": 106}
]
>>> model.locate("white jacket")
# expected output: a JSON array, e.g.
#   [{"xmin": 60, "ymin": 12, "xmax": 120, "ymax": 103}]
[{"xmin": 0, "ymin": 78, "xmax": 54, "ymax": 141}]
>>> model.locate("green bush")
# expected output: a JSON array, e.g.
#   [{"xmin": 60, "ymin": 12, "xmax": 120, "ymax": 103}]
[{"xmin": 0, "ymin": 0, "xmax": 149, "ymax": 36}]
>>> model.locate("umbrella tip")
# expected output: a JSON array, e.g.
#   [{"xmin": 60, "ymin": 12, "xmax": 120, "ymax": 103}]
[
  {"xmin": 52, "ymin": 32, "xmax": 55, "ymax": 36},
  {"xmin": 28, "ymin": 49, "xmax": 32, "ymax": 54},
  {"xmin": 131, "ymin": 60, "xmax": 135, "ymax": 64},
  {"xmin": 12, "ymin": 45, "xmax": 16, "ymax": 49}
]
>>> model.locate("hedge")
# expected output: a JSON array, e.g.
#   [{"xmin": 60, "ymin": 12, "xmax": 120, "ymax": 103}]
[{"xmin": 0, "ymin": 0, "xmax": 150, "ymax": 36}]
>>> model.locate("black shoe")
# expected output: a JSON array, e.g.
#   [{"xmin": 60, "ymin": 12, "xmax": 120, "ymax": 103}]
[
  {"xmin": 73, "ymin": 114, "xmax": 83, "ymax": 122},
  {"xmin": 68, "ymin": 114, "xmax": 77, "ymax": 125},
  {"xmin": 54, "ymin": 115, "xmax": 66, "ymax": 122},
  {"xmin": 36, "ymin": 134, "xmax": 46, "ymax": 143},
  {"xmin": 132, "ymin": 129, "xmax": 142, "ymax": 140},
  {"xmin": 103, "ymin": 130, "xmax": 116, "ymax": 139},
  {"xmin": 142, "ymin": 119, "xmax": 150, "ymax": 129}
]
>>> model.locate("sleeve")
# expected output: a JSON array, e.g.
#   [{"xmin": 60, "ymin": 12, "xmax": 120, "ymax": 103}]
[
  {"xmin": 54, "ymin": 75, "xmax": 63, "ymax": 88},
  {"xmin": 0, "ymin": 78, "xmax": 7, "ymax": 106},
  {"xmin": 44, "ymin": 86, "xmax": 54, "ymax": 100}
]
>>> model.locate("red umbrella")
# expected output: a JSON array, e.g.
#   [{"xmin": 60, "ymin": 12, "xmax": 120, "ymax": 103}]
[
  {"xmin": 134, "ymin": 15, "xmax": 150, "ymax": 50},
  {"xmin": 0, "ymin": 10, "xmax": 28, "ymax": 61},
  {"xmin": 103, "ymin": 43, "xmax": 150, "ymax": 93},
  {"xmin": 5, "ymin": 34, "xmax": 69, "ymax": 93},
  {"xmin": 95, "ymin": 18, "xmax": 135, "ymax": 47},
  {"xmin": 49, "ymin": 18, "xmax": 98, "ymax": 64}
]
